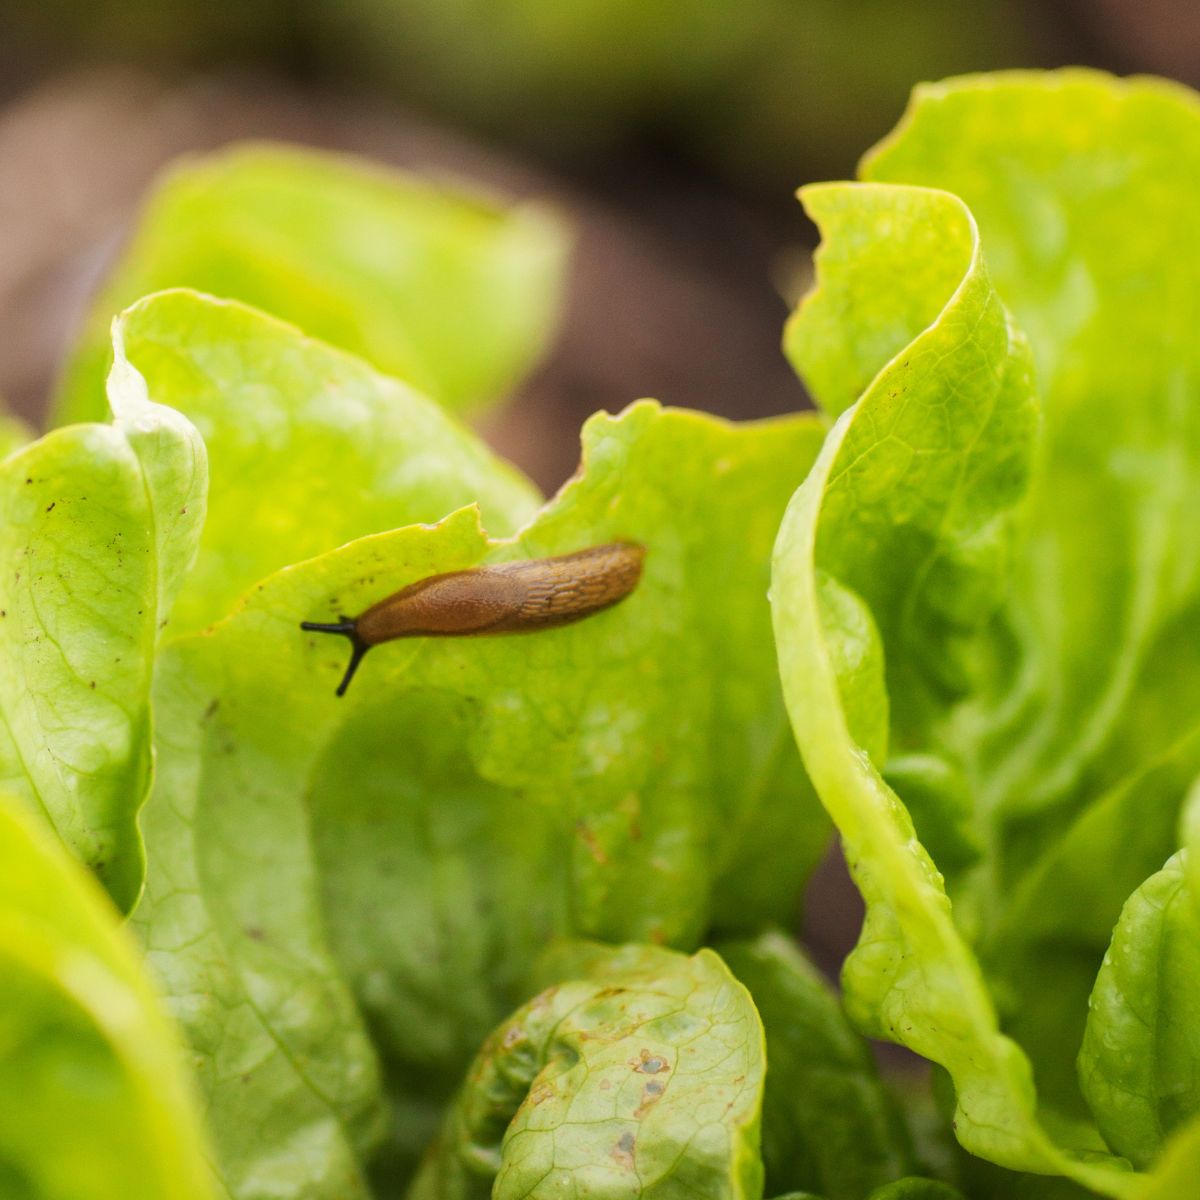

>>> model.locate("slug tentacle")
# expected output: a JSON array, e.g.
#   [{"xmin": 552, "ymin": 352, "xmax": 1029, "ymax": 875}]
[
  {"xmin": 300, "ymin": 541, "xmax": 646, "ymax": 696},
  {"xmin": 299, "ymin": 618, "xmax": 371, "ymax": 697},
  {"xmin": 299, "ymin": 618, "xmax": 356, "ymax": 637}
]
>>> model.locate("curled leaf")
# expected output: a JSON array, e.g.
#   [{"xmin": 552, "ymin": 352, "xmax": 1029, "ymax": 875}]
[
  {"xmin": 0, "ymin": 344, "xmax": 205, "ymax": 908},
  {"xmin": 410, "ymin": 944, "xmax": 765, "ymax": 1200}
]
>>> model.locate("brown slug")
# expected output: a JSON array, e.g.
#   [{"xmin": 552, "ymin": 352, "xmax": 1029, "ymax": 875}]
[{"xmin": 301, "ymin": 541, "xmax": 647, "ymax": 696}]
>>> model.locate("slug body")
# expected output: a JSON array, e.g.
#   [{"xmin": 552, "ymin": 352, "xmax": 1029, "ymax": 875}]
[{"xmin": 302, "ymin": 541, "xmax": 646, "ymax": 696}]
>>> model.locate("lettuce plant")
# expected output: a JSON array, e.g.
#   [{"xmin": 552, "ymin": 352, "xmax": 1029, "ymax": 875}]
[
  {"xmin": 3, "ymin": 69, "xmax": 1200, "ymax": 1200},
  {"xmin": 773, "ymin": 70, "xmax": 1200, "ymax": 1196}
]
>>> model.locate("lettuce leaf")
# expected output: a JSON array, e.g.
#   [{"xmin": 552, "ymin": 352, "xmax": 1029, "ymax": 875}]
[
  {"xmin": 1079, "ymin": 852, "xmax": 1200, "ymax": 1168},
  {"xmin": 985, "ymin": 732, "xmax": 1200, "ymax": 1124},
  {"xmin": 770, "ymin": 69, "xmax": 1200, "ymax": 1193},
  {"xmin": 0, "ymin": 343, "xmax": 205, "ymax": 909},
  {"xmin": 54, "ymin": 143, "xmax": 568, "ymax": 423},
  {"xmin": 0, "ymin": 797, "xmax": 214, "ymax": 1199},
  {"xmin": 1125, "ymin": 783, "xmax": 1200, "ymax": 1196},
  {"xmin": 409, "ymin": 944, "xmax": 765, "ymax": 1200},
  {"xmin": 121, "ymin": 301, "xmax": 827, "ymax": 1193},
  {"xmin": 866, "ymin": 72, "xmax": 1200, "ymax": 832},
  {"xmin": 771, "ymin": 180, "xmax": 1132, "ymax": 1194},
  {"xmin": 860, "ymin": 68, "xmax": 1200, "ymax": 1143}
]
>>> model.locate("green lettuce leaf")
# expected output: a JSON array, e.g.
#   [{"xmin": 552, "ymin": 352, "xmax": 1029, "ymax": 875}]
[
  {"xmin": 771, "ymin": 180, "xmax": 1133, "ymax": 1195},
  {"xmin": 131, "ymin": 365, "xmax": 825, "ymax": 1193},
  {"xmin": 715, "ymin": 931, "xmax": 912, "ymax": 1199},
  {"xmin": 864, "ymin": 68, "xmax": 1200, "ymax": 889},
  {"xmin": 0, "ymin": 797, "xmax": 215, "ymax": 1199},
  {"xmin": 54, "ymin": 142, "xmax": 568, "ymax": 423},
  {"xmin": 110, "ymin": 290, "xmax": 541, "ymax": 637},
  {"xmin": 1131, "ymin": 779, "xmax": 1200, "ymax": 1189},
  {"xmin": 862, "ymin": 68, "xmax": 1200, "ymax": 1148},
  {"xmin": 1080, "ymin": 851, "xmax": 1200, "ymax": 1168},
  {"xmin": 408, "ymin": 943, "xmax": 765, "ymax": 1200},
  {"xmin": 985, "ymin": 732, "xmax": 1200, "ymax": 1126},
  {"xmin": 0, "ymin": 343, "xmax": 205, "ymax": 909}
]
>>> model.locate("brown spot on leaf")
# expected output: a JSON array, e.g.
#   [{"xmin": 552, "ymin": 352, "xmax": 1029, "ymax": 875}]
[
  {"xmin": 635, "ymin": 1078, "xmax": 666, "ymax": 1117},
  {"xmin": 611, "ymin": 1131, "xmax": 636, "ymax": 1169},
  {"xmin": 631, "ymin": 1049, "xmax": 669, "ymax": 1074}
]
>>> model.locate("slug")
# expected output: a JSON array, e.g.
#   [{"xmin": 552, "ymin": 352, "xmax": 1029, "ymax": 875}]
[{"xmin": 301, "ymin": 541, "xmax": 647, "ymax": 696}]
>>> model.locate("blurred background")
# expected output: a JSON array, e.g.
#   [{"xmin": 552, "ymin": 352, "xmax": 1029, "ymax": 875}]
[
  {"xmin": 2, "ymin": 0, "xmax": 1199, "ymax": 964},
  {"xmin": 7, "ymin": 2, "xmax": 1200, "ymax": 484}
]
